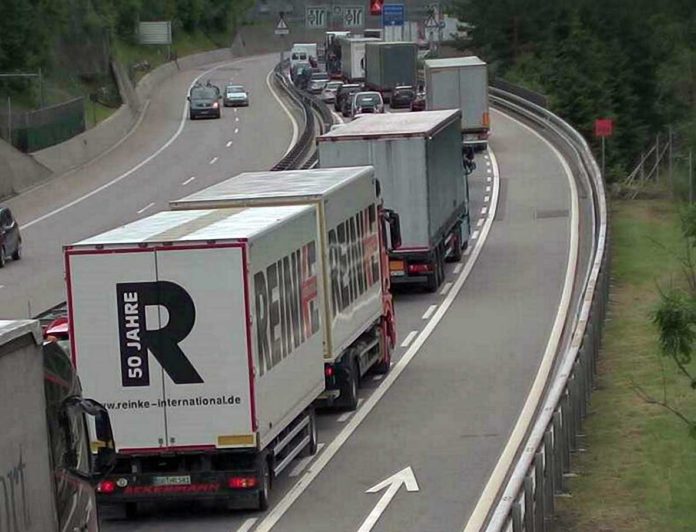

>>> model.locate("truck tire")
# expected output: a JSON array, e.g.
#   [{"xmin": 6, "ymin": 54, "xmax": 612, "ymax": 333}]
[
  {"xmin": 372, "ymin": 329, "xmax": 392, "ymax": 375},
  {"xmin": 257, "ymin": 458, "xmax": 271, "ymax": 511},
  {"xmin": 11, "ymin": 241, "xmax": 21, "ymax": 261},
  {"xmin": 300, "ymin": 409, "xmax": 318, "ymax": 457},
  {"xmin": 426, "ymin": 248, "xmax": 443, "ymax": 292},
  {"xmin": 340, "ymin": 359, "xmax": 360, "ymax": 411},
  {"xmin": 448, "ymin": 224, "xmax": 463, "ymax": 263},
  {"xmin": 0, "ymin": 247, "xmax": 5, "ymax": 268}
]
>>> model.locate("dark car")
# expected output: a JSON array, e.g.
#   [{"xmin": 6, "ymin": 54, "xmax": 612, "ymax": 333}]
[
  {"xmin": 411, "ymin": 91, "xmax": 426, "ymax": 112},
  {"xmin": 0, "ymin": 205, "xmax": 21, "ymax": 267},
  {"xmin": 391, "ymin": 86, "xmax": 416, "ymax": 109},
  {"xmin": 351, "ymin": 91, "xmax": 385, "ymax": 116},
  {"xmin": 335, "ymin": 84, "xmax": 362, "ymax": 112},
  {"xmin": 188, "ymin": 84, "xmax": 221, "ymax": 119}
]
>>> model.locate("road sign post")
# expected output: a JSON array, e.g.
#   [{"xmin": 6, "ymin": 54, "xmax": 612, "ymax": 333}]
[
  {"xmin": 274, "ymin": 13, "xmax": 289, "ymax": 35},
  {"xmin": 595, "ymin": 118, "xmax": 614, "ymax": 179}
]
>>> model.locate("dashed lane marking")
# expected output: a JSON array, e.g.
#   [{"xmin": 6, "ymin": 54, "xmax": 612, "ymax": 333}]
[
  {"xmin": 401, "ymin": 331, "xmax": 418, "ymax": 348},
  {"xmin": 440, "ymin": 282, "xmax": 453, "ymax": 296},
  {"xmin": 136, "ymin": 202, "xmax": 155, "ymax": 215},
  {"xmin": 209, "ymin": 157, "xmax": 219, "ymax": 165},
  {"xmin": 422, "ymin": 305, "xmax": 438, "ymax": 320},
  {"xmin": 289, "ymin": 444, "xmax": 326, "ymax": 478},
  {"xmin": 182, "ymin": 176, "xmax": 196, "ymax": 186}
]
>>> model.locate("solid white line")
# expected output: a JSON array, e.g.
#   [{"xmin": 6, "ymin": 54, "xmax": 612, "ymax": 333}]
[
  {"xmin": 182, "ymin": 176, "xmax": 196, "ymax": 186},
  {"xmin": 400, "ymin": 331, "xmax": 418, "ymax": 348},
  {"xmin": 486, "ymin": 186, "xmax": 491, "ymax": 193},
  {"xmin": 481, "ymin": 207, "xmax": 488, "ymax": 215},
  {"xmin": 234, "ymin": 128, "xmax": 239, "ymax": 134},
  {"xmin": 209, "ymin": 156, "xmax": 219, "ymax": 165},
  {"xmin": 477, "ymin": 218, "xmax": 484, "ymax": 227},
  {"xmin": 235, "ymin": 518, "xmax": 258, "ymax": 532},
  {"xmin": 440, "ymin": 282, "xmax": 453, "ymax": 296},
  {"xmin": 337, "ymin": 399, "xmax": 364, "ymax": 423},
  {"xmin": 226, "ymin": 140, "xmax": 233, "ymax": 147},
  {"xmin": 254, "ymin": 144, "xmax": 501, "ymax": 532},
  {"xmin": 484, "ymin": 195, "xmax": 490, "ymax": 203},
  {"xmin": 463, "ymin": 108, "xmax": 580, "ymax": 532},
  {"xmin": 472, "ymin": 230, "xmax": 480, "ymax": 240},
  {"xmin": 136, "ymin": 202, "xmax": 154, "ymax": 215},
  {"xmin": 422, "ymin": 304, "xmax": 437, "ymax": 320},
  {"xmin": 266, "ymin": 70, "xmax": 299, "ymax": 157},
  {"xmin": 289, "ymin": 443, "xmax": 326, "ymax": 477},
  {"xmin": 21, "ymin": 61, "xmax": 241, "ymax": 230}
]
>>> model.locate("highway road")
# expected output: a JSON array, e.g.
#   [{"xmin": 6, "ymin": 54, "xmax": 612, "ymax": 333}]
[
  {"xmin": 0, "ymin": 53, "xmax": 294, "ymax": 319},
  {"xmin": 1, "ymin": 51, "xmax": 584, "ymax": 532}
]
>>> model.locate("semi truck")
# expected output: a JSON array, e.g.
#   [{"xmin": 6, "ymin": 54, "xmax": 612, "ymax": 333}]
[
  {"xmin": 364, "ymin": 41, "xmax": 418, "ymax": 102},
  {"xmin": 65, "ymin": 205, "xmax": 325, "ymax": 514},
  {"xmin": 317, "ymin": 111, "xmax": 469, "ymax": 292},
  {"xmin": 290, "ymin": 43, "xmax": 318, "ymax": 68},
  {"xmin": 424, "ymin": 56, "xmax": 490, "ymax": 148},
  {"xmin": 0, "ymin": 319, "xmax": 115, "ymax": 532},
  {"xmin": 170, "ymin": 167, "xmax": 402, "ymax": 409},
  {"xmin": 340, "ymin": 37, "xmax": 380, "ymax": 81}
]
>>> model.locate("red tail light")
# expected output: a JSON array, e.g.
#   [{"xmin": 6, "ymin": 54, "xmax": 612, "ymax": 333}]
[
  {"xmin": 325, "ymin": 365, "xmax": 334, "ymax": 377},
  {"xmin": 408, "ymin": 263, "xmax": 433, "ymax": 274},
  {"xmin": 97, "ymin": 480, "xmax": 116, "ymax": 494},
  {"xmin": 228, "ymin": 476, "xmax": 258, "ymax": 489}
]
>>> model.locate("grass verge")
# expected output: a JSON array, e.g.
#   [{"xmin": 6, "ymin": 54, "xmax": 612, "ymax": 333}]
[{"xmin": 554, "ymin": 198, "xmax": 696, "ymax": 531}]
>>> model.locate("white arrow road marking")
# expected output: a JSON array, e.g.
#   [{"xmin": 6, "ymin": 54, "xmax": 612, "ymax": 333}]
[{"xmin": 358, "ymin": 467, "xmax": 420, "ymax": 532}]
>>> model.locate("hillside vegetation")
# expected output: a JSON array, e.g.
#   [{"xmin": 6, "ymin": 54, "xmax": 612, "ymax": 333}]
[{"xmin": 454, "ymin": 0, "xmax": 696, "ymax": 180}]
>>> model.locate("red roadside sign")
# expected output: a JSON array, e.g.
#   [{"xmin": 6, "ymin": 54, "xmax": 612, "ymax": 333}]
[{"xmin": 595, "ymin": 118, "xmax": 614, "ymax": 138}]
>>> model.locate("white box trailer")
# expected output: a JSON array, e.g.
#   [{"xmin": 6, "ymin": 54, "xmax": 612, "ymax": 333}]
[
  {"xmin": 340, "ymin": 37, "xmax": 380, "ymax": 81},
  {"xmin": 170, "ymin": 167, "xmax": 400, "ymax": 409},
  {"xmin": 65, "ymin": 206, "xmax": 324, "ymax": 511},
  {"xmin": 0, "ymin": 320, "xmax": 115, "ymax": 532},
  {"xmin": 317, "ymin": 111, "xmax": 470, "ymax": 292},
  {"xmin": 424, "ymin": 56, "xmax": 490, "ymax": 147}
]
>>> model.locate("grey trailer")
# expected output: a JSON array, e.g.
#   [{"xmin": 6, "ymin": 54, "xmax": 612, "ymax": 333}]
[{"xmin": 364, "ymin": 41, "xmax": 418, "ymax": 102}]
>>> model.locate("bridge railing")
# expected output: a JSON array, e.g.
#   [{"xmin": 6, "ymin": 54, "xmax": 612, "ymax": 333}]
[{"xmin": 474, "ymin": 86, "xmax": 609, "ymax": 532}]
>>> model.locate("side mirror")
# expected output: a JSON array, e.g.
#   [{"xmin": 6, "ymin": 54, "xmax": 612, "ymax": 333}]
[
  {"xmin": 383, "ymin": 209, "xmax": 402, "ymax": 250},
  {"xmin": 61, "ymin": 396, "xmax": 116, "ymax": 484}
]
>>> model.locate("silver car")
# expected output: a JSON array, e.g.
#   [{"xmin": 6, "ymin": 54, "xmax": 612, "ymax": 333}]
[
  {"xmin": 223, "ymin": 85, "xmax": 249, "ymax": 107},
  {"xmin": 308, "ymin": 73, "xmax": 329, "ymax": 94},
  {"xmin": 321, "ymin": 81, "xmax": 343, "ymax": 103}
]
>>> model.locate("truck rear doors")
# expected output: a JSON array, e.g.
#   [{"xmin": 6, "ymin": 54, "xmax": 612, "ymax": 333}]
[{"xmin": 67, "ymin": 244, "xmax": 255, "ymax": 452}]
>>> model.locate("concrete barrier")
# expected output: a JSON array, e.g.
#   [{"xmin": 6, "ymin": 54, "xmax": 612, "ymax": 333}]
[{"xmin": 0, "ymin": 138, "xmax": 51, "ymax": 199}]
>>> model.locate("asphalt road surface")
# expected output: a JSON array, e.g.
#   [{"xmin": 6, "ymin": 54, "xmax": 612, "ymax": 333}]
[{"xmin": 2, "ymin": 54, "xmax": 581, "ymax": 532}]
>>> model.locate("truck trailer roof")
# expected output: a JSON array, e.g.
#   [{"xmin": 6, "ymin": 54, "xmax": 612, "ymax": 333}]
[
  {"xmin": 170, "ymin": 166, "xmax": 375, "ymax": 209},
  {"xmin": 318, "ymin": 109, "xmax": 460, "ymax": 140},
  {"xmin": 0, "ymin": 319, "xmax": 42, "ymax": 346},
  {"xmin": 425, "ymin": 56, "xmax": 486, "ymax": 68},
  {"xmin": 69, "ymin": 205, "xmax": 312, "ymax": 247}
]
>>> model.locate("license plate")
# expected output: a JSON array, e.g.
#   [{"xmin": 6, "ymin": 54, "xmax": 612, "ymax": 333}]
[
  {"xmin": 152, "ymin": 475, "xmax": 191, "ymax": 486},
  {"xmin": 389, "ymin": 260, "xmax": 405, "ymax": 271}
]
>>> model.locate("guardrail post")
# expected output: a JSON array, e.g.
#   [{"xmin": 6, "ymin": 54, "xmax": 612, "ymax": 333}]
[
  {"xmin": 544, "ymin": 430, "xmax": 555, "ymax": 516},
  {"xmin": 560, "ymin": 393, "xmax": 572, "ymax": 472},
  {"xmin": 567, "ymin": 374, "xmax": 578, "ymax": 450},
  {"xmin": 534, "ymin": 452, "xmax": 546, "ymax": 532},
  {"xmin": 577, "ymin": 357, "xmax": 587, "ymax": 422},
  {"xmin": 512, "ymin": 501, "xmax": 523, "ymax": 531},
  {"xmin": 552, "ymin": 412, "xmax": 565, "ymax": 493},
  {"xmin": 524, "ymin": 475, "xmax": 534, "ymax": 531}
]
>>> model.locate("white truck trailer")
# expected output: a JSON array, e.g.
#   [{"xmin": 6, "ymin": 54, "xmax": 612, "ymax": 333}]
[
  {"xmin": 317, "ymin": 111, "xmax": 469, "ymax": 292},
  {"xmin": 170, "ymin": 167, "xmax": 402, "ymax": 409},
  {"xmin": 65, "ymin": 205, "xmax": 324, "ymax": 513},
  {"xmin": 340, "ymin": 37, "xmax": 380, "ymax": 81},
  {"xmin": 0, "ymin": 320, "xmax": 115, "ymax": 531},
  {"xmin": 424, "ymin": 56, "xmax": 490, "ymax": 148}
]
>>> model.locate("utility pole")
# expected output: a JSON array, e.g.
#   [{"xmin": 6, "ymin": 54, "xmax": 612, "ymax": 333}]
[
  {"xmin": 689, "ymin": 149, "xmax": 693, "ymax": 204},
  {"xmin": 668, "ymin": 126, "xmax": 673, "ymax": 191}
]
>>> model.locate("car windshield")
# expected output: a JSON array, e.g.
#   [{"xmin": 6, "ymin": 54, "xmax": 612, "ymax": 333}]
[
  {"xmin": 356, "ymin": 94, "xmax": 381, "ymax": 106},
  {"xmin": 190, "ymin": 87, "xmax": 217, "ymax": 99}
]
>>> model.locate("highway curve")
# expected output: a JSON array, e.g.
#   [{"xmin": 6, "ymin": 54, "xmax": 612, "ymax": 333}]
[{"xmin": 0, "ymin": 53, "xmax": 293, "ymax": 319}]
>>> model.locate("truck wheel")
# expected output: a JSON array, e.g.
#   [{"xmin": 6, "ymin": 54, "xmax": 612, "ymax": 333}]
[
  {"xmin": 300, "ymin": 409, "xmax": 318, "ymax": 457},
  {"xmin": 0, "ymin": 247, "xmax": 5, "ymax": 268},
  {"xmin": 448, "ymin": 224, "xmax": 463, "ymax": 263},
  {"xmin": 340, "ymin": 360, "xmax": 360, "ymax": 411},
  {"xmin": 257, "ymin": 459, "xmax": 271, "ymax": 511},
  {"xmin": 124, "ymin": 502, "xmax": 138, "ymax": 519},
  {"xmin": 372, "ymin": 330, "xmax": 392, "ymax": 375},
  {"xmin": 426, "ymin": 250, "xmax": 443, "ymax": 292},
  {"xmin": 11, "ymin": 241, "xmax": 21, "ymax": 260}
]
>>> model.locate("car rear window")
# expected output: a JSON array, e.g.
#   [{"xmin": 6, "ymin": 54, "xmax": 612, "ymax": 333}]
[
  {"xmin": 191, "ymin": 87, "xmax": 217, "ymax": 99},
  {"xmin": 356, "ymin": 94, "xmax": 381, "ymax": 105}
]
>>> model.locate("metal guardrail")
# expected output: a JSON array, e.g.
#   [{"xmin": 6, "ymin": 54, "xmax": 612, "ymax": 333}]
[{"xmin": 477, "ymin": 88, "xmax": 609, "ymax": 532}]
